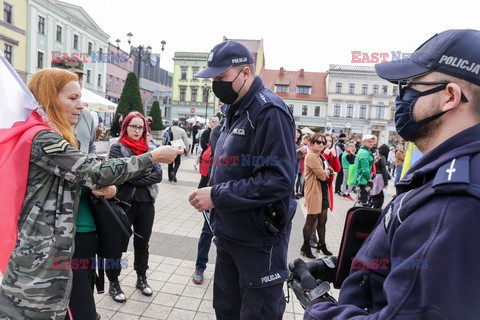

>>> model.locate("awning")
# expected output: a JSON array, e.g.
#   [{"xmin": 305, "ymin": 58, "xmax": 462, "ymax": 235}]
[{"xmin": 81, "ymin": 88, "xmax": 117, "ymax": 113}]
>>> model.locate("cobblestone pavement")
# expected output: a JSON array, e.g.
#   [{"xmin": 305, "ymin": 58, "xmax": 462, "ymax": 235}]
[{"xmin": 1, "ymin": 141, "xmax": 395, "ymax": 319}]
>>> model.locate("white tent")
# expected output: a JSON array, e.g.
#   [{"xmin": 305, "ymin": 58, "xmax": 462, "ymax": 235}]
[
  {"xmin": 81, "ymin": 88, "xmax": 117, "ymax": 113},
  {"xmin": 301, "ymin": 127, "xmax": 315, "ymax": 135},
  {"xmin": 186, "ymin": 116, "xmax": 206, "ymax": 124}
]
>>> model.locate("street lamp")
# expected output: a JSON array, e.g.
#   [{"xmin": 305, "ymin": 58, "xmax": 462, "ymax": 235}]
[
  {"xmin": 203, "ymin": 84, "xmax": 210, "ymax": 122},
  {"xmin": 126, "ymin": 32, "xmax": 166, "ymax": 79}
]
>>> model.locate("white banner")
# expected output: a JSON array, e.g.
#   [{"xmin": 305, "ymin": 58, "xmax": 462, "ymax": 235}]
[{"xmin": 0, "ymin": 52, "xmax": 38, "ymax": 128}]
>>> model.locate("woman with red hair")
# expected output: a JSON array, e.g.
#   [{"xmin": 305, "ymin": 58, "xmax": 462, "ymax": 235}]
[
  {"xmin": 0, "ymin": 68, "xmax": 179, "ymax": 320},
  {"xmin": 107, "ymin": 111, "xmax": 163, "ymax": 302}
]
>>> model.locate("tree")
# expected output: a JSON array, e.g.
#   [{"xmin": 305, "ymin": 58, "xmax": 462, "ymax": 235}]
[
  {"xmin": 149, "ymin": 100, "xmax": 164, "ymax": 130},
  {"xmin": 115, "ymin": 72, "xmax": 144, "ymax": 118}
]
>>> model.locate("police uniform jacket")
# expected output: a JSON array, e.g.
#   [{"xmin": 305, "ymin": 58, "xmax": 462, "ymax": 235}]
[
  {"xmin": 209, "ymin": 76, "xmax": 297, "ymax": 247},
  {"xmin": 0, "ymin": 129, "xmax": 155, "ymax": 320},
  {"xmin": 305, "ymin": 124, "xmax": 480, "ymax": 319}
]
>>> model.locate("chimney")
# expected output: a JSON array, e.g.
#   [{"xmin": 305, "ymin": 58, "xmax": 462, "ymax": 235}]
[
  {"xmin": 299, "ymin": 69, "xmax": 304, "ymax": 77},
  {"xmin": 279, "ymin": 67, "xmax": 284, "ymax": 76}
]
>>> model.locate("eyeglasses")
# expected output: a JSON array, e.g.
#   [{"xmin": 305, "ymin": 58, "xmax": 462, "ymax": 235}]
[
  {"xmin": 314, "ymin": 140, "xmax": 327, "ymax": 145},
  {"xmin": 211, "ymin": 119, "xmax": 219, "ymax": 123},
  {"xmin": 398, "ymin": 81, "xmax": 469, "ymax": 102},
  {"xmin": 128, "ymin": 125, "xmax": 145, "ymax": 132}
]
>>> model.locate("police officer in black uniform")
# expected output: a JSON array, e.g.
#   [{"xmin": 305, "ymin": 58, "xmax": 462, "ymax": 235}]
[{"xmin": 189, "ymin": 41, "xmax": 297, "ymax": 320}]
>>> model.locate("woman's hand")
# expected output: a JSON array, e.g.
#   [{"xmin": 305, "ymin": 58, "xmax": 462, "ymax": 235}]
[
  {"xmin": 91, "ymin": 185, "xmax": 117, "ymax": 199},
  {"xmin": 151, "ymin": 146, "xmax": 183, "ymax": 164}
]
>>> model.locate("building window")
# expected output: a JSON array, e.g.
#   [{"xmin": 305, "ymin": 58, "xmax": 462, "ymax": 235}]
[
  {"xmin": 314, "ymin": 106, "xmax": 320, "ymax": 117},
  {"xmin": 373, "ymin": 85, "xmax": 379, "ymax": 95},
  {"xmin": 192, "ymin": 67, "xmax": 199, "ymax": 80},
  {"xmin": 276, "ymin": 85, "xmax": 288, "ymax": 93},
  {"xmin": 335, "ymin": 83, "xmax": 342, "ymax": 93},
  {"xmin": 393, "ymin": 86, "xmax": 398, "ymax": 96},
  {"xmin": 56, "ymin": 25, "xmax": 62, "ymax": 42},
  {"xmin": 181, "ymin": 67, "xmax": 187, "ymax": 80},
  {"xmin": 88, "ymin": 42, "xmax": 92, "ymax": 56},
  {"xmin": 382, "ymin": 85, "xmax": 388, "ymax": 95},
  {"xmin": 288, "ymin": 104, "xmax": 294, "ymax": 113},
  {"xmin": 4, "ymin": 3, "xmax": 12, "ymax": 24},
  {"xmin": 179, "ymin": 87, "xmax": 186, "ymax": 101},
  {"xmin": 349, "ymin": 83, "xmax": 355, "ymax": 94},
  {"xmin": 333, "ymin": 104, "xmax": 341, "ymax": 117},
  {"xmin": 302, "ymin": 105, "xmax": 308, "ymax": 116},
  {"xmin": 38, "ymin": 16, "xmax": 45, "ymax": 34},
  {"xmin": 4, "ymin": 44, "xmax": 12, "ymax": 64},
  {"xmin": 359, "ymin": 105, "xmax": 367, "ymax": 119},
  {"xmin": 99, "ymin": 47, "xmax": 103, "ymax": 58},
  {"xmin": 346, "ymin": 104, "xmax": 354, "ymax": 118},
  {"xmin": 37, "ymin": 51, "xmax": 44, "ymax": 69},
  {"xmin": 191, "ymin": 87, "xmax": 197, "ymax": 102},
  {"xmin": 108, "ymin": 75, "xmax": 112, "ymax": 89},
  {"xmin": 362, "ymin": 84, "xmax": 368, "ymax": 95},
  {"xmin": 376, "ymin": 103, "xmax": 385, "ymax": 119},
  {"xmin": 97, "ymin": 74, "xmax": 102, "ymax": 87},
  {"xmin": 73, "ymin": 34, "xmax": 78, "ymax": 50},
  {"xmin": 86, "ymin": 70, "xmax": 91, "ymax": 83},
  {"xmin": 297, "ymin": 86, "xmax": 310, "ymax": 94}
]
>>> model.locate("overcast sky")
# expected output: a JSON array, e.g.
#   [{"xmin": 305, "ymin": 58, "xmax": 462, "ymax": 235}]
[{"xmin": 66, "ymin": 0, "xmax": 479, "ymax": 73}]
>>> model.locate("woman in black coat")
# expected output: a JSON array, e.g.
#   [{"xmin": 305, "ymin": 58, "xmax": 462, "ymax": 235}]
[{"xmin": 107, "ymin": 111, "xmax": 162, "ymax": 302}]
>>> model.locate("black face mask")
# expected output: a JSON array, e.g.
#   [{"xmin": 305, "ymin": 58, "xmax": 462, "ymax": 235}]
[
  {"xmin": 212, "ymin": 68, "xmax": 246, "ymax": 104},
  {"xmin": 395, "ymin": 84, "xmax": 448, "ymax": 141}
]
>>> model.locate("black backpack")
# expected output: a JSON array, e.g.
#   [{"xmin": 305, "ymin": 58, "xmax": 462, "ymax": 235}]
[{"xmin": 162, "ymin": 127, "xmax": 174, "ymax": 146}]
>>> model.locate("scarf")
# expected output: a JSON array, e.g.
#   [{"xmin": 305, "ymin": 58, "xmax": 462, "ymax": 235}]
[{"xmin": 119, "ymin": 135, "xmax": 149, "ymax": 155}]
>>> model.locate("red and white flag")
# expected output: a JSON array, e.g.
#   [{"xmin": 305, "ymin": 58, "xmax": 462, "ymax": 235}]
[{"xmin": 0, "ymin": 51, "xmax": 38, "ymax": 128}]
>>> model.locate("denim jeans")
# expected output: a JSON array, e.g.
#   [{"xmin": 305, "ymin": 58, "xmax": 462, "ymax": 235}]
[{"xmin": 195, "ymin": 220, "xmax": 213, "ymax": 271}]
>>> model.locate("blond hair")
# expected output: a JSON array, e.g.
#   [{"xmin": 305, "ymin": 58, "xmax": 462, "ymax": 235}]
[{"xmin": 28, "ymin": 68, "xmax": 79, "ymax": 148}]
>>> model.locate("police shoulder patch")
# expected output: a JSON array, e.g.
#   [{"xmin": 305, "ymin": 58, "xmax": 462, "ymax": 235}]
[{"xmin": 42, "ymin": 140, "xmax": 69, "ymax": 154}]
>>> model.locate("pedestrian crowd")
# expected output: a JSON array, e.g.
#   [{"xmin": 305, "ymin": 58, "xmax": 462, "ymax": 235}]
[{"xmin": 2, "ymin": 29, "xmax": 480, "ymax": 320}]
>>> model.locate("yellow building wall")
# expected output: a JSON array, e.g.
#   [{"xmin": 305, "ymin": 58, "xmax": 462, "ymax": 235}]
[{"xmin": 0, "ymin": 0, "xmax": 27, "ymax": 80}]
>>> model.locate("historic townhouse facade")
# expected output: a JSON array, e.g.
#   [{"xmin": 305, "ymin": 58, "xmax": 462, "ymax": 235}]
[
  {"xmin": 326, "ymin": 64, "xmax": 402, "ymax": 146},
  {"xmin": 1, "ymin": 0, "xmax": 27, "ymax": 81},
  {"xmin": 26, "ymin": 0, "xmax": 109, "ymax": 96},
  {"xmin": 171, "ymin": 38, "xmax": 265, "ymax": 123},
  {"xmin": 171, "ymin": 51, "xmax": 213, "ymax": 122},
  {"xmin": 262, "ymin": 67, "xmax": 328, "ymax": 131}
]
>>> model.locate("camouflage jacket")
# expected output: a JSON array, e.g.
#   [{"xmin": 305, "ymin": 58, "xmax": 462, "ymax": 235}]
[{"xmin": 0, "ymin": 130, "xmax": 153, "ymax": 320}]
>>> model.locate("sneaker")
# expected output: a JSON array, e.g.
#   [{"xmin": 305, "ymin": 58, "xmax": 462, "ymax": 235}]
[
  {"xmin": 169, "ymin": 172, "xmax": 177, "ymax": 183},
  {"xmin": 192, "ymin": 269, "xmax": 204, "ymax": 285},
  {"xmin": 343, "ymin": 194, "xmax": 354, "ymax": 201}
]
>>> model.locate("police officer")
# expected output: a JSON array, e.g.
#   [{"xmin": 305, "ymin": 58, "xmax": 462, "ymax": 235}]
[
  {"xmin": 189, "ymin": 41, "xmax": 297, "ymax": 320},
  {"xmin": 304, "ymin": 29, "xmax": 480, "ymax": 319}
]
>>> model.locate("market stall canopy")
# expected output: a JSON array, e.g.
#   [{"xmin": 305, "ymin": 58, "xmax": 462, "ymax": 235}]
[
  {"xmin": 186, "ymin": 116, "xmax": 206, "ymax": 124},
  {"xmin": 301, "ymin": 127, "xmax": 315, "ymax": 135},
  {"xmin": 81, "ymin": 88, "xmax": 117, "ymax": 113}
]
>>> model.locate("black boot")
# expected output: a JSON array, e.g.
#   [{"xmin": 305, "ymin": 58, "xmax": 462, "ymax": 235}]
[
  {"xmin": 136, "ymin": 275, "xmax": 153, "ymax": 296},
  {"xmin": 300, "ymin": 242, "xmax": 316, "ymax": 259},
  {"xmin": 109, "ymin": 280, "xmax": 126, "ymax": 303},
  {"xmin": 317, "ymin": 243, "xmax": 333, "ymax": 256}
]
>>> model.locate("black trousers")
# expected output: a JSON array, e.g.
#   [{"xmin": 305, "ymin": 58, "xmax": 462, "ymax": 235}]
[
  {"xmin": 168, "ymin": 155, "xmax": 181, "ymax": 179},
  {"xmin": 335, "ymin": 169, "xmax": 344, "ymax": 193},
  {"xmin": 128, "ymin": 201, "xmax": 155, "ymax": 276},
  {"xmin": 67, "ymin": 232, "xmax": 98, "ymax": 320}
]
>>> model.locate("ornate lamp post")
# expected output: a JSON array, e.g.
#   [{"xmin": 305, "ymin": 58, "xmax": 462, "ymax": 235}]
[{"xmin": 126, "ymin": 32, "xmax": 166, "ymax": 78}]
